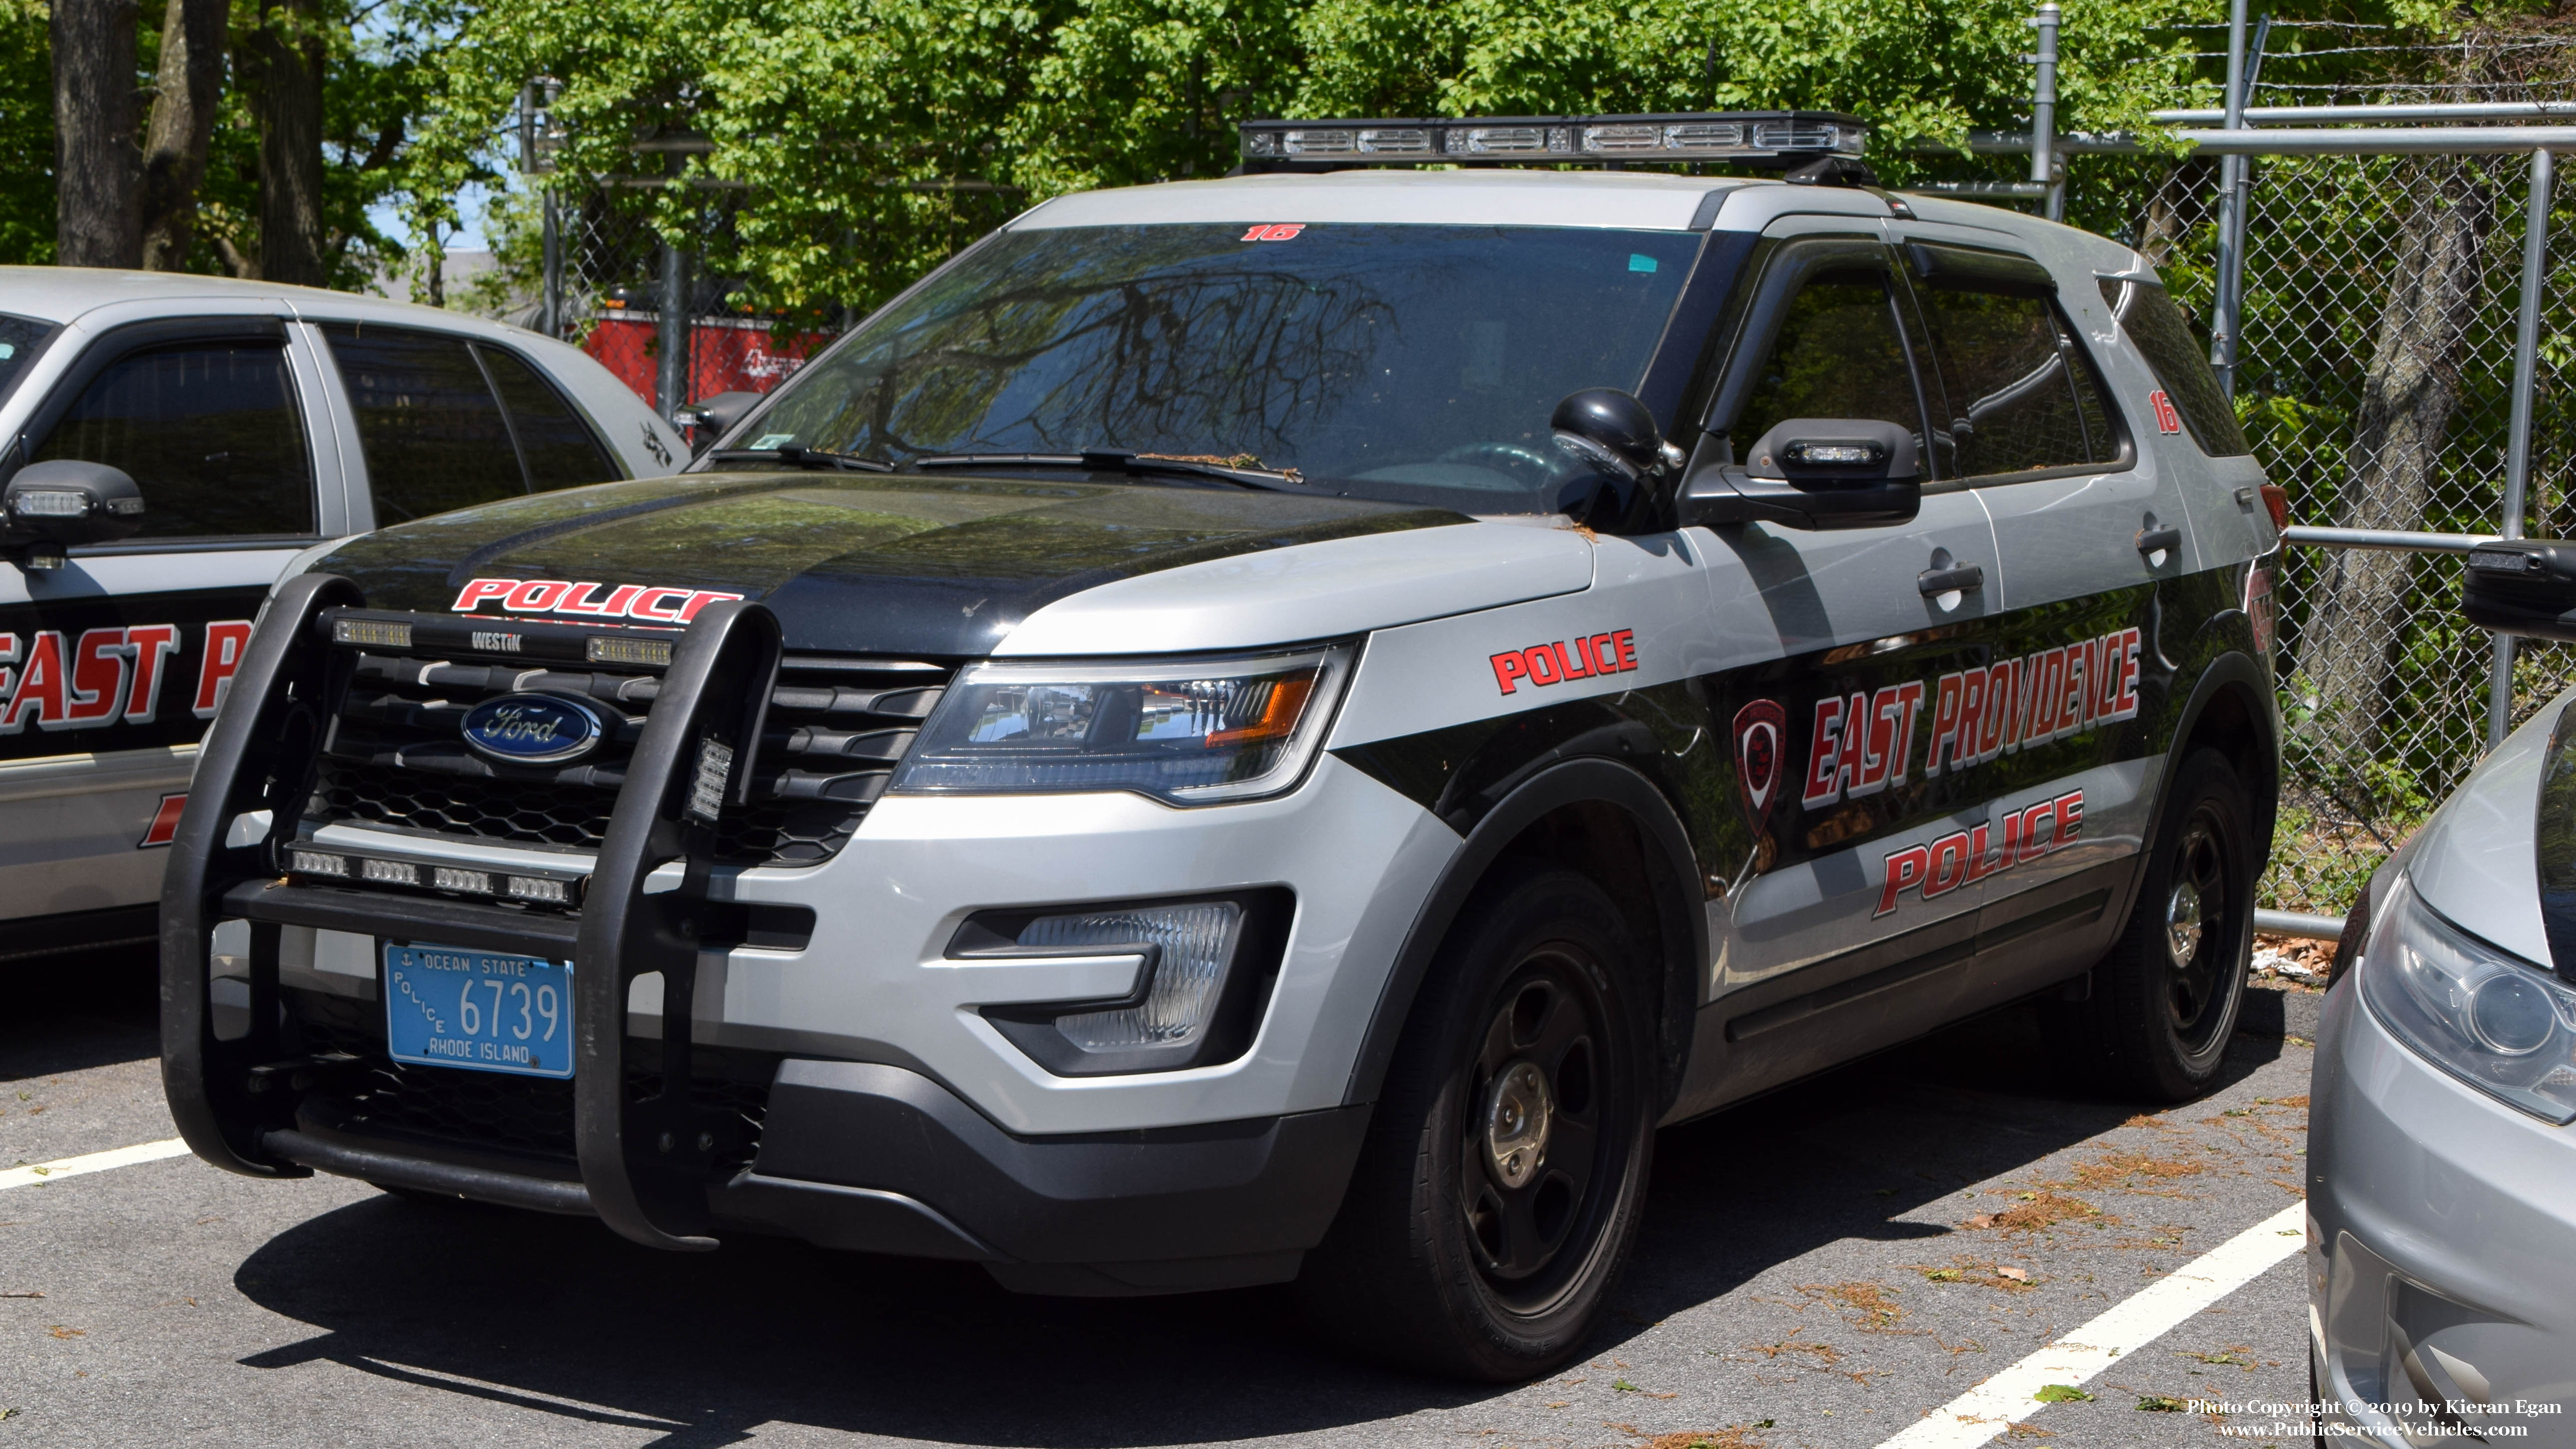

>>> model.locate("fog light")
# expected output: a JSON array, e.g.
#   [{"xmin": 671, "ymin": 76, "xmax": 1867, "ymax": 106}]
[
  {"xmin": 1022, "ymin": 901, "xmax": 1245, "ymax": 1051},
  {"xmin": 433, "ymin": 866, "xmax": 493, "ymax": 894},
  {"xmin": 288, "ymin": 849, "xmax": 347, "ymax": 877}
]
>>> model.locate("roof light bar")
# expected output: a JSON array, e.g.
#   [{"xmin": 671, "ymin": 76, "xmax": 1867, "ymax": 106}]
[{"xmin": 1239, "ymin": 111, "xmax": 1867, "ymax": 168}]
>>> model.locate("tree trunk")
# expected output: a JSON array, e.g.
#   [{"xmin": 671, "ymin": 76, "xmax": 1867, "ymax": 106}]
[
  {"xmin": 2297, "ymin": 157, "xmax": 2495, "ymax": 769},
  {"xmin": 137, "ymin": 0, "xmax": 229, "ymax": 270},
  {"xmin": 52, "ymin": 0, "xmax": 142, "ymax": 268},
  {"xmin": 250, "ymin": 0, "xmax": 324, "ymax": 287}
]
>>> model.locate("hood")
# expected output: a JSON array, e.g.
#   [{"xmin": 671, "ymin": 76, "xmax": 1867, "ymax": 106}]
[{"xmin": 316, "ymin": 472, "xmax": 1595, "ymax": 658}]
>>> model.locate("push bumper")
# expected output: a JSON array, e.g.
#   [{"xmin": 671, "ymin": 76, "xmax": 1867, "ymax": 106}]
[
  {"xmin": 2308, "ymin": 975, "xmax": 2576, "ymax": 1443},
  {"xmin": 161, "ymin": 578, "xmax": 1376, "ymax": 1284}
]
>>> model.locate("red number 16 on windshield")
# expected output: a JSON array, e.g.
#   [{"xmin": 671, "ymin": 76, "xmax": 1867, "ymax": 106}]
[{"xmin": 1242, "ymin": 223, "xmax": 1306, "ymax": 241}]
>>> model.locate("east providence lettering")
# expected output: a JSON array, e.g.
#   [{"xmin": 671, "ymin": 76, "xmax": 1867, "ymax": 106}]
[{"xmin": 1803, "ymin": 625, "xmax": 2142, "ymax": 810}]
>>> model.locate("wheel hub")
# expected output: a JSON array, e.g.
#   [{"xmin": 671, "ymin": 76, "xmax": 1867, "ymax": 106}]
[
  {"xmin": 2165, "ymin": 879, "xmax": 2204, "ymax": 967},
  {"xmin": 1483, "ymin": 1060, "xmax": 1554, "ymax": 1189}
]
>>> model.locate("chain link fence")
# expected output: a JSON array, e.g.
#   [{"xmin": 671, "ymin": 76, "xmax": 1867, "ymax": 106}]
[{"xmin": 2233, "ymin": 149, "xmax": 2576, "ymax": 915}]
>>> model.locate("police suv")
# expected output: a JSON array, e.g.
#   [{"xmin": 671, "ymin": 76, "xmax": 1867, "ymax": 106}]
[
  {"xmin": 0, "ymin": 271, "xmax": 683, "ymax": 961},
  {"xmin": 162, "ymin": 113, "xmax": 2285, "ymax": 1380}
]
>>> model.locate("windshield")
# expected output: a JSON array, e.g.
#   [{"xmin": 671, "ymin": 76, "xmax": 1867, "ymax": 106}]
[
  {"xmin": 737, "ymin": 223, "xmax": 1702, "ymax": 509},
  {"xmin": 0, "ymin": 313, "xmax": 56, "ymax": 410}
]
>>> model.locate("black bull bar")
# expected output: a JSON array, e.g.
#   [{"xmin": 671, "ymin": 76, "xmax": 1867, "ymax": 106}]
[{"xmin": 161, "ymin": 572, "xmax": 783, "ymax": 1251}]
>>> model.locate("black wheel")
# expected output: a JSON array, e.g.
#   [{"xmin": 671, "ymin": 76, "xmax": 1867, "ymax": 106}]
[
  {"xmin": 2048, "ymin": 747, "xmax": 2256, "ymax": 1101},
  {"xmin": 1296, "ymin": 865, "xmax": 1655, "ymax": 1380}
]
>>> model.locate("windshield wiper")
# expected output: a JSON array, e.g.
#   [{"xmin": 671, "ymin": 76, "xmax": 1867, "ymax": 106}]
[
  {"xmin": 705, "ymin": 445, "xmax": 894, "ymax": 473},
  {"xmin": 907, "ymin": 449, "xmax": 1314, "ymax": 492}
]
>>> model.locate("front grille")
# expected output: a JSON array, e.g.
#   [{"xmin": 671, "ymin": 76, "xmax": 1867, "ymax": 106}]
[
  {"xmin": 304, "ymin": 647, "xmax": 952, "ymax": 869},
  {"xmin": 292, "ymin": 995, "xmax": 774, "ymax": 1176}
]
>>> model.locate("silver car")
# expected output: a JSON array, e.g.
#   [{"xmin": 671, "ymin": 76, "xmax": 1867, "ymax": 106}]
[
  {"xmin": 0, "ymin": 270, "xmax": 684, "ymax": 962},
  {"xmin": 2309, "ymin": 537, "xmax": 2576, "ymax": 1441}
]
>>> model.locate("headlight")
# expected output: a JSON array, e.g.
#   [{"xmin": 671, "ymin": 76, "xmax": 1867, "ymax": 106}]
[
  {"xmin": 888, "ymin": 644, "xmax": 1355, "ymax": 804},
  {"xmin": 2360, "ymin": 877, "xmax": 2576, "ymax": 1123}
]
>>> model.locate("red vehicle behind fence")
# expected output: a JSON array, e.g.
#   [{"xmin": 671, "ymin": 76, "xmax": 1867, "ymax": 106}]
[{"xmin": 583, "ymin": 312, "xmax": 832, "ymax": 411}]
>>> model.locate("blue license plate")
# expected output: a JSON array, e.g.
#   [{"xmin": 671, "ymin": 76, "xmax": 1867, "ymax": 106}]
[{"xmin": 384, "ymin": 942, "xmax": 574, "ymax": 1079}]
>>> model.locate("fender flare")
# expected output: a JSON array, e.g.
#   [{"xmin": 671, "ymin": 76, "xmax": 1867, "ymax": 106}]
[{"xmin": 1339, "ymin": 756, "xmax": 1709, "ymax": 1110}]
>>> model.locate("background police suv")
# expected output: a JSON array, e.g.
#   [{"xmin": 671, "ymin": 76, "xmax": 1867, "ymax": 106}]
[
  {"xmin": 162, "ymin": 112, "xmax": 2285, "ymax": 1381},
  {"xmin": 0, "ymin": 271, "xmax": 682, "ymax": 962}
]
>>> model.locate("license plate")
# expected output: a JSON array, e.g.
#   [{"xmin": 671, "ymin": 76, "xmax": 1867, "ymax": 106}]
[{"xmin": 384, "ymin": 943, "xmax": 574, "ymax": 1078}]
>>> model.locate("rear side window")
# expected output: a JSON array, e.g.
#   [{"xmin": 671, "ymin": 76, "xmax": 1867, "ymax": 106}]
[
  {"xmin": 2097, "ymin": 278, "xmax": 2251, "ymax": 458},
  {"xmin": 33, "ymin": 342, "xmax": 314, "ymax": 537},
  {"xmin": 1912, "ymin": 286, "xmax": 2121, "ymax": 479},
  {"xmin": 479, "ymin": 347, "xmax": 620, "ymax": 488},
  {"xmin": 323, "ymin": 325, "xmax": 619, "ymax": 526},
  {"xmin": 325, "ymin": 326, "xmax": 523, "ymax": 524}
]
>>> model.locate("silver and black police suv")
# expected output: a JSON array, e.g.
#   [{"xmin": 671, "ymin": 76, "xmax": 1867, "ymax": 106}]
[
  {"xmin": 0, "ymin": 270, "xmax": 683, "ymax": 963},
  {"xmin": 160, "ymin": 112, "xmax": 2286, "ymax": 1380}
]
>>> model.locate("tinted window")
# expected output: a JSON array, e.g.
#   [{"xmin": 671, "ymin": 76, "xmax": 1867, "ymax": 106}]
[
  {"xmin": 742, "ymin": 223, "xmax": 1701, "ymax": 510},
  {"xmin": 2097, "ymin": 278, "xmax": 2251, "ymax": 458},
  {"xmin": 323, "ymin": 325, "xmax": 524, "ymax": 524},
  {"xmin": 1914, "ymin": 287, "xmax": 2120, "ymax": 478},
  {"xmin": 481, "ymin": 347, "xmax": 621, "ymax": 488},
  {"xmin": 1728, "ymin": 269, "xmax": 1926, "ymax": 451},
  {"xmin": 33, "ymin": 342, "xmax": 314, "ymax": 537}
]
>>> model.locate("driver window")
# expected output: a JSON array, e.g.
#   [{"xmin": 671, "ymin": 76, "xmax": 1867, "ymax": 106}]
[
  {"xmin": 1728, "ymin": 267, "xmax": 1927, "ymax": 459},
  {"xmin": 31, "ymin": 341, "xmax": 315, "ymax": 539}
]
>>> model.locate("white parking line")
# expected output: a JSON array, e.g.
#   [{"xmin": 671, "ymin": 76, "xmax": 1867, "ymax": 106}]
[
  {"xmin": 1876, "ymin": 1201, "xmax": 2310, "ymax": 1449},
  {"xmin": 0, "ymin": 1138, "xmax": 192, "ymax": 1191}
]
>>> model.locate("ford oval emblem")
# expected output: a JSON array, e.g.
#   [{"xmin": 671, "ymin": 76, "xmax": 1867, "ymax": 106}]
[{"xmin": 460, "ymin": 693, "xmax": 604, "ymax": 766}]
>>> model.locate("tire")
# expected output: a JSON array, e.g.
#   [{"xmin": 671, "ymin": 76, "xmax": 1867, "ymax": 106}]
[
  {"xmin": 2048, "ymin": 747, "xmax": 2257, "ymax": 1102},
  {"xmin": 1296, "ymin": 864, "xmax": 1656, "ymax": 1380}
]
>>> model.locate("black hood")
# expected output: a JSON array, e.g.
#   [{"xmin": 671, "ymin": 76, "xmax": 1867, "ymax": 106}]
[{"xmin": 319, "ymin": 473, "xmax": 1467, "ymax": 657}]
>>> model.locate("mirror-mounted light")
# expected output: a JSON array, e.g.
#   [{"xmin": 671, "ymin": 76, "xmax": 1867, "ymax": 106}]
[
  {"xmin": 2463, "ymin": 539, "xmax": 2576, "ymax": 641},
  {"xmin": 3, "ymin": 459, "xmax": 146, "ymax": 565}
]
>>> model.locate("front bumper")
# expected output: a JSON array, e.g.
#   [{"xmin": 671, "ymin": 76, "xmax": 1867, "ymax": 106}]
[
  {"xmin": 162, "ymin": 579, "xmax": 1425, "ymax": 1281},
  {"xmin": 2309, "ymin": 972, "xmax": 2576, "ymax": 1442}
]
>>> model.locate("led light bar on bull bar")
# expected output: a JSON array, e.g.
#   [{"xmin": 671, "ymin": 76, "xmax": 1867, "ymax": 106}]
[
  {"xmin": 287, "ymin": 845, "xmax": 588, "ymax": 906},
  {"xmin": 1238, "ymin": 110, "xmax": 1867, "ymax": 167}
]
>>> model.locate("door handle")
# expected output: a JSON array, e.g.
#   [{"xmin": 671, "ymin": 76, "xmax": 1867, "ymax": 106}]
[
  {"xmin": 2136, "ymin": 526, "xmax": 2184, "ymax": 557},
  {"xmin": 1917, "ymin": 563, "xmax": 1984, "ymax": 597}
]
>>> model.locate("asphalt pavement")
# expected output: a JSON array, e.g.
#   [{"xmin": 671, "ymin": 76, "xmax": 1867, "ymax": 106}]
[{"xmin": 1, "ymin": 944, "xmax": 2323, "ymax": 1449}]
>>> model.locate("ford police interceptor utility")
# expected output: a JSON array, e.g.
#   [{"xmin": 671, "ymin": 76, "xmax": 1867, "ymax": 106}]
[
  {"xmin": 0, "ymin": 271, "xmax": 682, "ymax": 962},
  {"xmin": 161, "ymin": 112, "xmax": 2286, "ymax": 1380}
]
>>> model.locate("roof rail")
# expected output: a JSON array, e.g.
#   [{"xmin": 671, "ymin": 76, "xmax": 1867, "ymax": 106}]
[{"xmin": 1237, "ymin": 111, "xmax": 1869, "ymax": 173}]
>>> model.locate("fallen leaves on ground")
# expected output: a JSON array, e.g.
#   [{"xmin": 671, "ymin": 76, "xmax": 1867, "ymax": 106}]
[
  {"xmin": 2062, "ymin": 1152, "xmax": 2206, "ymax": 1191},
  {"xmin": 45, "ymin": 1326, "xmax": 82, "ymax": 1339},
  {"xmin": 1969, "ymin": 1190, "xmax": 2108, "ymax": 1234},
  {"xmin": 2137, "ymin": 1395, "xmax": 2189, "ymax": 1412},
  {"xmin": 2180, "ymin": 1345, "xmax": 2256, "ymax": 1369},
  {"xmin": 1639, "ymin": 1427, "xmax": 1768, "ymax": 1449},
  {"xmin": 1741, "ymin": 1331, "xmax": 1842, "ymax": 1366},
  {"xmin": 2032, "ymin": 1384, "xmax": 2092, "ymax": 1403},
  {"xmin": 1800, "ymin": 1280, "xmax": 1908, "ymax": 1333}
]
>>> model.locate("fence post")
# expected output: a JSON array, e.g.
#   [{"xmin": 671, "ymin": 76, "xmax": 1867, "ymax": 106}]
[
  {"xmin": 2210, "ymin": 0, "xmax": 2254, "ymax": 395},
  {"xmin": 2028, "ymin": 4, "xmax": 2061, "ymax": 222},
  {"xmin": 655, "ymin": 237, "xmax": 689, "ymax": 418},
  {"xmin": 541, "ymin": 188, "xmax": 562, "ymax": 339},
  {"xmin": 2490, "ymin": 147, "xmax": 2557, "ymax": 752}
]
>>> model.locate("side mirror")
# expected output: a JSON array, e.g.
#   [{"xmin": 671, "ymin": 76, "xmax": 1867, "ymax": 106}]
[
  {"xmin": 3, "ymin": 459, "xmax": 145, "ymax": 568},
  {"xmin": 671, "ymin": 390, "xmax": 763, "ymax": 456},
  {"xmin": 2464, "ymin": 540, "xmax": 2576, "ymax": 640},
  {"xmin": 1551, "ymin": 388, "xmax": 1669, "ymax": 477},
  {"xmin": 1678, "ymin": 418, "xmax": 1922, "ymax": 531}
]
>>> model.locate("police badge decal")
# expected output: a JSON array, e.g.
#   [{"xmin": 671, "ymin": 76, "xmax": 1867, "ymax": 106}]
[{"xmin": 1731, "ymin": 698, "xmax": 1787, "ymax": 836}]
